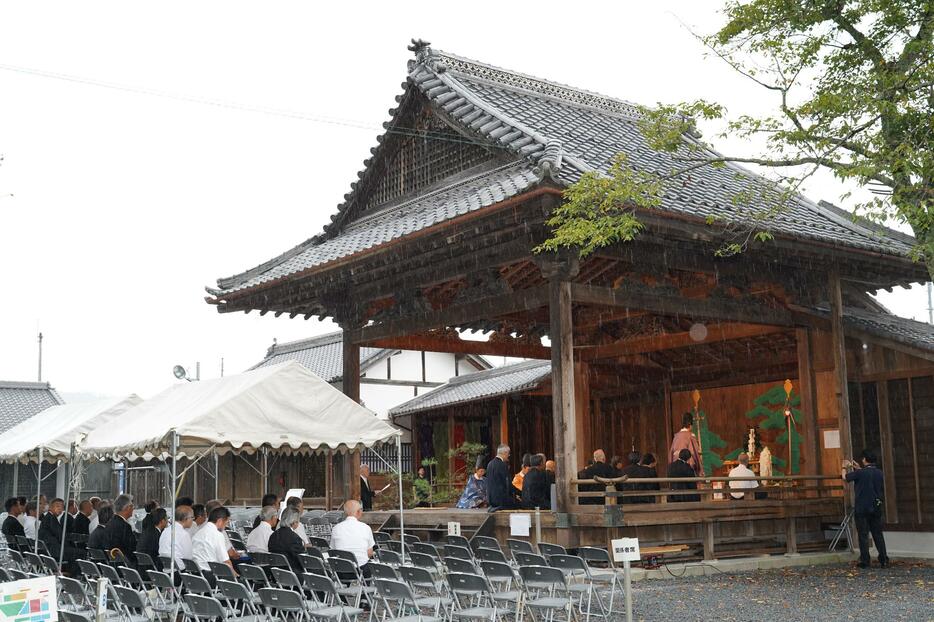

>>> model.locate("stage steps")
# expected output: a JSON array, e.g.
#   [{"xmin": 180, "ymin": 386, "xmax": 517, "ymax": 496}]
[{"xmin": 376, "ymin": 511, "xmax": 494, "ymax": 543}]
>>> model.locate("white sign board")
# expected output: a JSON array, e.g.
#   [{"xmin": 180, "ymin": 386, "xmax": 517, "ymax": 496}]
[
  {"xmin": 823, "ymin": 429, "xmax": 841, "ymax": 449},
  {"xmin": 611, "ymin": 537, "xmax": 641, "ymax": 562},
  {"xmin": 0, "ymin": 575, "xmax": 58, "ymax": 622},
  {"xmin": 509, "ymin": 513, "xmax": 531, "ymax": 537},
  {"xmin": 447, "ymin": 522, "xmax": 461, "ymax": 536}
]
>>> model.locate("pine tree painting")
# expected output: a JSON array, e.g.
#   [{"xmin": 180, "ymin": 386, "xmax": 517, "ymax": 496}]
[
  {"xmin": 744, "ymin": 384, "xmax": 802, "ymax": 475},
  {"xmin": 694, "ymin": 410, "xmax": 729, "ymax": 475}
]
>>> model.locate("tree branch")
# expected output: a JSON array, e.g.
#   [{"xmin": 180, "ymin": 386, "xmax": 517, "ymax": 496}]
[{"xmin": 672, "ymin": 154, "xmax": 896, "ymax": 187}]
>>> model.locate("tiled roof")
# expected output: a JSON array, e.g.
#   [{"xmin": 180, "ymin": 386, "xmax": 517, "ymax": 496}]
[
  {"xmin": 211, "ymin": 44, "xmax": 915, "ymax": 298},
  {"xmin": 214, "ymin": 162, "xmax": 540, "ymax": 295},
  {"xmin": 249, "ymin": 332, "xmax": 389, "ymax": 383},
  {"xmin": 390, "ymin": 359, "xmax": 551, "ymax": 417},
  {"xmin": 844, "ymin": 308, "xmax": 934, "ymax": 353},
  {"xmin": 0, "ymin": 381, "xmax": 64, "ymax": 435}
]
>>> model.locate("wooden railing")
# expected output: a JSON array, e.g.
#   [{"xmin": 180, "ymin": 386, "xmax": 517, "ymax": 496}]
[{"xmin": 569, "ymin": 474, "xmax": 845, "ymax": 506}]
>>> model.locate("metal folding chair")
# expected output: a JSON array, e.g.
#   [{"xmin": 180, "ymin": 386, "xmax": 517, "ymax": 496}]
[
  {"xmin": 445, "ymin": 535, "xmax": 471, "ymax": 551},
  {"xmin": 476, "ymin": 548, "xmax": 509, "ymax": 565},
  {"xmin": 518, "ymin": 566, "xmax": 576, "ymax": 622},
  {"xmin": 506, "ymin": 540, "xmax": 534, "ymax": 558},
  {"xmin": 537, "ymin": 543, "xmax": 566, "ymax": 558},
  {"xmin": 372, "ymin": 579, "xmax": 444, "ymax": 622},
  {"xmin": 216, "ymin": 578, "xmax": 262, "ymax": 617},
  {"xmin": 377, "ymin": 548, "xmax": 403, "ymax": 566},
  {"xmin": 111, "ymin": 585, "xmax": 152, "ymax": 622},
  {"xmin": 470, "ymin": 537, "xmax": 501, "ymax": 553},
  {"xmin": 373, "ymin": 531, "xmax": 392, "ymax": 545},
  {"xmin": 369, "ymin": 562, "xmax": 401, "ymax": 582},
  {"xmin": 479, "ymin": 561, "xmax": 523, "ymax": 621},
  {"xmin": 574, "ymin": 548, "xmax": 622, "ymax": 616},
  {"xmin": 446, "ymin": 572, "xmax": 499, "ymax": 622},
  {"xmin": 271, "ymin": 567, "xmax": 305, "ymax": 593},
  {"xmin": 97, "ymin": 562, "xmax": 125, "ymax": 587},
  {"xmin": 326, "ymin": 557, "xmax": 374, "ymax": 608},
  {"xmin": 209, "ymin": 561, "xmax": 238, "ymax": 582},
  {"xmin": 60, "ymin": 611, "xmax": 93, "ymax": 622},
  {"xmin": 258, "ymin": 587, "xmax": 310, "ymax": 621},
  {"xmin": 547, "ymin": 555, "xmax": 607, "ymax": 621},
  {"xmin": 513, "ymin": 552, "xmax": 548, "ymax": 568},
  {"xmin": 446, "ymin": 557, "xmax": 478, "ymax": 575},
  {"xmin": 58, "ymin": 576, "xmax": 91, "ymax": 612},
  {"xmin": 303, "ymin": 572, "xmax": 366, "ymax": 622}
]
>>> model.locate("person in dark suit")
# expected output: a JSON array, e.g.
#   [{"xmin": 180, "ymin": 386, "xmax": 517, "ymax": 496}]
[
  {"xmin": 580, "ymin": 449, "xmax": 616, "ymax": 505},
  {"xmin": 137, "ymin": 507, "xmax": 167, "ymax": 570},
  {"xmin": 38, "ymin": 498, "xmax": 81, "ymax": 567},
  {"xmin": 87, "ymin": 503, "xmax": 113, "ymax": 552},
  {"xmin": 637, "ymin": 453, "xmax": 660, "ymax": 503},
  {"xmin": 667, "ymin": 449, "xmax": 700, "ymax": 502},
  {"xmin": 617, "ymin": 451, "xmax": 651, "ymax": 504},
  {"xmin": 72, "ymin": 500, "xmax": 92, "ymax": 536},
  {"xmin": 268, "ymin": 507, "xmax": 305, "ymax": 572},
  {"xmin": 2, "ymin": 497, "xmax": 25, "ymax": 545},
  {"xmin": 521, "ymin": 455, "xmax": 550, "ymax": 509},
  {"xmin": 486, "ymin": 445, "xmax": 520, "ymax": 510},
  {"xmin": 105, "ymin": 494, "xmax": 138, "ymax": 564},
  {"xmin": 360, "ymin": 465, "xmax": 378, "ymax": 511},
  {"xmin": 843, "ymin": 449, "xmax": 889, "ymax": 568},
  {"xmin": 252, "ymin": 494, "xmax": 279, "ymax": 528}
]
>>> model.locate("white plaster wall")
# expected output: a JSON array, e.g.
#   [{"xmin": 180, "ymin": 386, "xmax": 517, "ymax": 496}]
[{"xmin": 883, "ymin": 531, "xmax": 934, "ymax": 559}]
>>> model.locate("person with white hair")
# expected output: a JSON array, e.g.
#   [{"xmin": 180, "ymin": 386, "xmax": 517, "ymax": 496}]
[
  {"xmin": 246, "ymin": 505, "xmax": 278, "ymax": 553},
  {"xmin": 728, "ymin": 453, "xmax": 760, "ymax": 500},
  {"xmin": 159, "ymin": 505, "xmax": 193, "ymax": 572},
  {"xmin": 329, "ymin": 500, "xmax": 375, "ymax": 577},
  {"xmin": 268, "ymin": 506, "xmax": 305, "ymax": 572},
  {"xmin": 486, "ymin": 444, "xmax": 520, "ymax": 510}
]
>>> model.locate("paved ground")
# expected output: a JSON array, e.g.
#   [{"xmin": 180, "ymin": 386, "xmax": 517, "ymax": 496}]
[{"xmin": 623, "ymin": 560, "xmax": 934, "ymax": 621}]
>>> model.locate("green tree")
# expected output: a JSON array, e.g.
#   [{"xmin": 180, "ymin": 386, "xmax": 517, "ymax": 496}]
[
  {"xmin": 694, "ymin": 410, "xmax": 731, "ymax": 475},
  {"xmin": 744, "ymin": 384, "xmax": 803, "ymax": 474},
  {"xmin": 540, "ymin": 1, "xmax": 934, "ymax": 272}
]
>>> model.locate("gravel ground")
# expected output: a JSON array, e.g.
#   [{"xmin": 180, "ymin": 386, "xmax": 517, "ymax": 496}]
[{"xmin": 621, "ymin": 560, "xmax": 934, "ymax": 621}]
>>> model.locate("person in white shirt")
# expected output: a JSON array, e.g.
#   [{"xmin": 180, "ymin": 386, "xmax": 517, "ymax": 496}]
[
  {"xmin": 329, "ymin": 500, "xmax": 375, "ymax": 576},
  {"xmin": 159, "ymin": 505, "xmax": 194, "ymax": 572},
  {"xmin": 23, "ymin": 502, "xmax": 38, "ymax": 539},
  {"xmin": 187, "ymin": 504, "xmax": 207, "ymax": 538},
  {"xmin": 88, "ymin": 497, "xmax": 102, "ymax": 533},
  {"xmin": 191, "ymin": 506, "xmax": 236, "ymax": 577},
  {"xmin": 728, "ymin": 453, "xmax": 760, "ymax": 500},
  {"xmin": 246, "ymin": 506, "xmax": 278, "ymax": 553}
]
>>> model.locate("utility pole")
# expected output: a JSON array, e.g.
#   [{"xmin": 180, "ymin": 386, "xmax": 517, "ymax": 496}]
[
  {"xmin": 37, "ymin": 332, "xmax": 43, "ymax": 382},
  {"xmin": 927, "ymin": 282, "xmax": 932, "ymax": 325}
]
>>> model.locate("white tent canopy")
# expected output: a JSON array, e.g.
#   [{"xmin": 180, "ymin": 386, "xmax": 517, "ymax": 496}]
[
  {"xmin": 80, "ymin": 360, "xmax": 399, "ymax": 460},
  {"xmin": 0, "ymin": 394, "xmax": 143, "ymax": 463}
]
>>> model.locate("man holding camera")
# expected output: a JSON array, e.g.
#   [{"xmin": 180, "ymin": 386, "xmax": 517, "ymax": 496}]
[{"xmin": 842, "ymin": 450, "xmax": 889, "ymax": 569}]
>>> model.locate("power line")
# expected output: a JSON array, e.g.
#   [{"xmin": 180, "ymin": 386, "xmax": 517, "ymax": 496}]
[{"xmin": 0, "ymin": 62, "xmax": 504, "ymax": 149}]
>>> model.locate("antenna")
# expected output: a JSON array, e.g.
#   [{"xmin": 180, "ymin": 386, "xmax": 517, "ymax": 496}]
[{"xmin": 37, "ymin": 332, "xmax": 43, "ymax": 382}]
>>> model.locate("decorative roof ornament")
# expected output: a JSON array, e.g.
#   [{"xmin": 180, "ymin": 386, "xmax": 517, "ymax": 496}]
[
  {"xmin": 407, "ymin": 38, "xmax": 432, "ymax": 62},
  {"xmin": 535, "ymin": 139, "xmax": 563, "ymax": 180}
]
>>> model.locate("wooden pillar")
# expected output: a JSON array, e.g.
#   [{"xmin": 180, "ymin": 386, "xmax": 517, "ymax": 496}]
[
  {"xmin": 703, "ymin": 521, "xmax": 715, "ymax": 560},
  {"xmin": 785, "ymin": 516, "xmax": 798, "ymax": 555},
  {"xmin": 907, "ymin": 380, "xmax": 923, "ymax": 524},
  {"xmin": 342, "ymin": 330, "xmax": 362, "ymax": 503},
  {"xmin": 795, "ymin": 328, "xmax": 820, "ymax": 475},
  {"xmin": 549, "ymin": 279, "xmax": 577, "ymax": 513},
  {"xmin": 663, "ymin": 380, "xmax": 673, "ymax": 460},
  {"xmin": 828, "ymin": 270, "xmax": 854, "ymax": 512},
  {"xmin": 499, "ymin": 397, "xmax": 509, "ymax": 450},
  {"xmin": 574, "ymin": 361, "xmax": 592, "ymax": 469}
]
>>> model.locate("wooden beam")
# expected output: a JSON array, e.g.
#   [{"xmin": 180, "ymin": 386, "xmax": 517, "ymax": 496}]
[
  {"xmin": 907, "ymin": 379, "xmax": 923, "ymax": 525},
  {"xmin": 568, "ymin": 283, "xmax": 797, "ymax": 327},
  {"xmin": 359, "ymin": 377, "xmax": 443, "ymax": 388},
  {"xmin": 578, "ymin": 323, "xmax": 787, "ymax": 361},
  {"xmin": 796, "ymin": 328, "xmax": 820, "ymax": 475},
  {"xmin": 549, "ymin": 280, "xmax": 576, "ymax": 514},
  {"xmin": 366, "ymin": 334, "xmax": 550, "ymax": 360},
  {"xmin": 347, "ymin": 286, "xmax": 550, "ymax": 344},
  {"xmin": 876, "ymin": 381, "xmax": 898, "ymax": 522},
  {"xmin": 846, "ymin": 328, "xmax": 934, "ymax": 364}
]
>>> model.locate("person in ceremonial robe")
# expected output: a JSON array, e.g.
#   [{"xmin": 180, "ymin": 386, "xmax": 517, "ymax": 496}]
[
  {"xmin": 456, "ymin": 457, "xmax": 488, "ymax": 509},
  {"xmin": 668, "ymin": 412, "xmax": 705, "ymax": 477}
]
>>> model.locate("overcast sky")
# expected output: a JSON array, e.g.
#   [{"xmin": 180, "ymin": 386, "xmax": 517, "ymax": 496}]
[{"xmin": 0, "ymin": 1, "xmax": 927, "ymax": 400}]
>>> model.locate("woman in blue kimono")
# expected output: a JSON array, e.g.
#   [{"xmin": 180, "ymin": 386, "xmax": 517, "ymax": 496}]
[{"xmin": 456, "ymin": 457, "xmax": 488, "ymax": 509}]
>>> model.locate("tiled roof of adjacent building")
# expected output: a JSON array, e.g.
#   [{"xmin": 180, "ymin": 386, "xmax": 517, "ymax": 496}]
[
  {"xmin": 843, "ymin": 307, "xmax": 934, "ymax": 353},
  {"xmin": 389, "ymin": 359, "xmax": 551, "ymax": 417},
  {"xmin": 249, "ymin": 332, "xmax": 390, "ymax": 383},
  {"xmin": 211, "ymin": 43, "xmax": 915, "ymax": 298},
  {"xmin": 0, "ymin": 381, "xmax": 64, "ymax": 435}
]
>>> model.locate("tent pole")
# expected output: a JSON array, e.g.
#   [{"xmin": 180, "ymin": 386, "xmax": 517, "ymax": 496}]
[
  {"xmin": 59, "ymin": 443, "xmax": 75, "ymax": 568},
  {"xmin": 170, "ymin": 430, "xmax": 178, "ymax": 598},
  {"xmin": 35, "ymin": 447, "xmax": 43, "ymax": 554},
  {"xmin": 214, "ymin": 452, "xmax": 219, "ymax": 501},
  {"xmin": 12, "ymin": 461, "xmax": 18, "ymax": 497},
  {"xmin": 262, "ymin": 447, "xmax": 268, "ymax": 496},
  {"xmin": 396, "ymin": 434, "xmax": 404, "ymax": 566}
]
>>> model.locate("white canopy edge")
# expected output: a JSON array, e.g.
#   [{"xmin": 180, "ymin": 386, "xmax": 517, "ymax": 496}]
[
  {"xmin": 0, "ymin": 394, "xmax": 143, "ymax": 463},
  {"xmin": 80, "ymin": 360, "xmax": 399, "ymax": 461}
]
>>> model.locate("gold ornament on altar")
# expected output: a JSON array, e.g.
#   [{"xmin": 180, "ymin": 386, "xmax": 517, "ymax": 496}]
[{"xmin": 747, "ymin": 428, "xmax": 756, "ymax": 458}]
